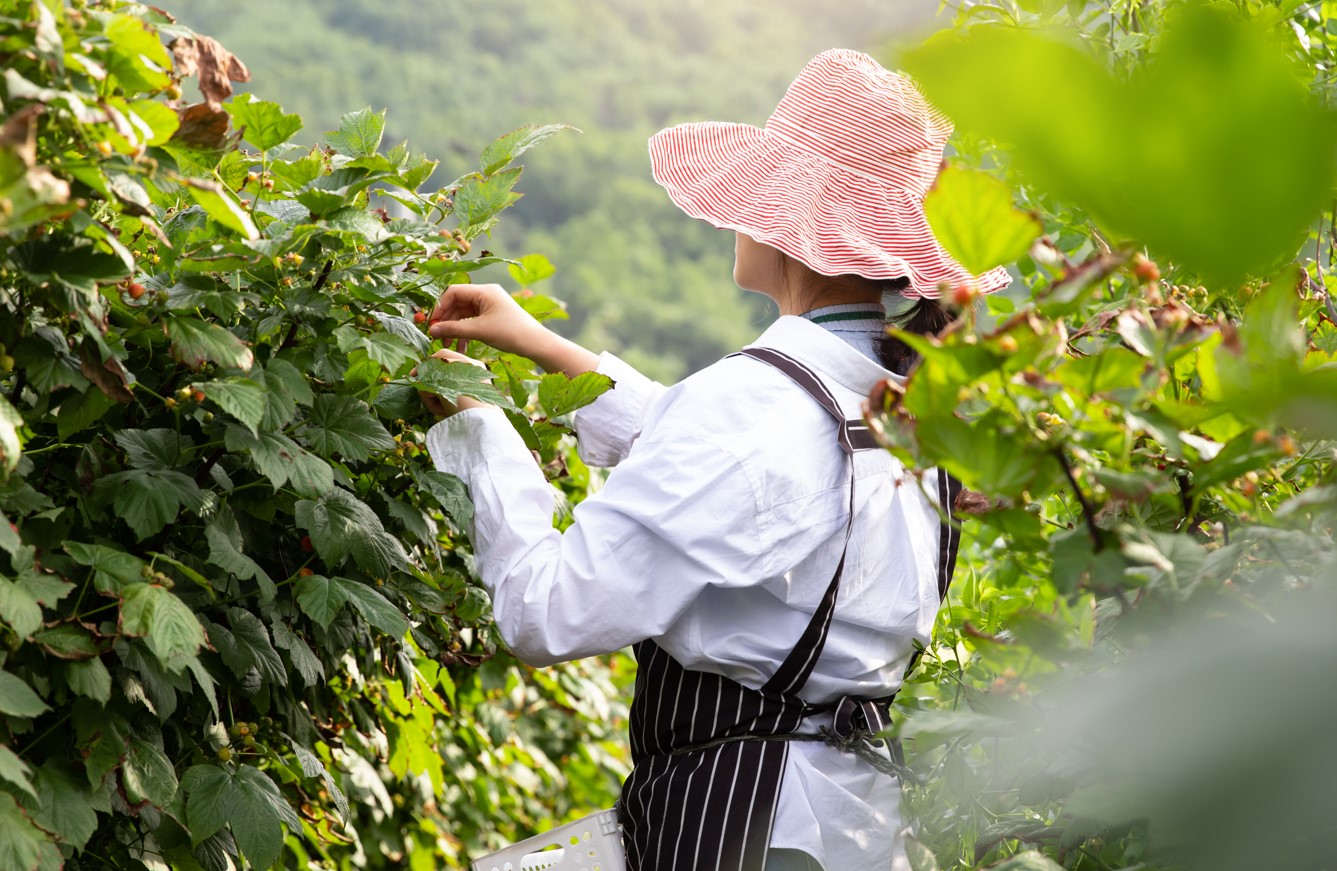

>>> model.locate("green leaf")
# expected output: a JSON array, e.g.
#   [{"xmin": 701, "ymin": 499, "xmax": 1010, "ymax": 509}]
[
  {"xmin": 923, "ymin": 165, "xmax": 1041, "ymax": 275},
  {"xmin": 56, "ymin": 388, "xmax": 115, "ymax": 440},
  {"xmin": 65, "ymin": 658, "xmax": 111, "ymax": 703},
  {"xmin": 33, "ymin": 624, "xmax": 99, "ymax": 660},
  {"xmin": 0, "ymin": 578, "xmax": 40, "ymax": 639},
  {"xmin": 358, "ymin": 331, "xmax": 419, "ymax": 374},
  {"xmin": 300, "ymin": 395, "xmax": 395, "ymax": 461},
  {"xmin": 182, "ymin": 764, "xmax": 297, "ymax": 868},
  {"xmin": 411, "ymin": 469, "xmax": 474, "ymax": 526},
  {"xmin": 0, "ymin": 395, "xmax": 21, "ymax": 478},
  {"xmin": 334, "ymin": 577, "xmax": 409, "ymax": 638},
  {"xmin": 0, "ymin": 513, "xmax": 16, "ymax": 557},
  {"xmin": 1054, "ymin": 347, "xmax": 1149, "ymax": 395},
  {"xmin": 198, "ymin": 378, "xmax": 267, "ymax": 434},
  {"xmin": 480, "ymin": 124, "xmax": 575, "ymax": 175},
  {"xmin": 0, "ymin": 745, "xmax": 35, "ymax": 799},
  {"xmin": 166, "ymin": 316, "xmax": 255, "ymax": 371},
  {"xmin": 205, "ymin": 506, "xmax": 275, "ymax": 600},
  {"xmin": 507, "ymin": 252, "xmax": 557, "ymax": 286},
  {"xmin": 226, "ymin": 97, "xmax": 303, "ymax": 152},
  {"xmin": 127, "ymin": 99, "xmax": 180, "ymax": 146},
  {"xmin": 65, "ymin": 542, "xmax": 146, "ymax": 593},
  {"xmin": 0, "ymin": 792, "xmax": 59, "ymax": 871},
  {"xmin": 222, "ymin": 608, "xmax": 287, "ymax": 687},
  {"xmin": 114, "ymin": 428, "xmax": 192, "ymax": 471},
  {"xmin": 270, "ymin": 621, "xmax": 323, "ymax": 688},
  {"xmin": 904, "ymin": 6, "xmax": 1337, "ymax": 285},
  {"xmin": 119, "ymin": 583, "xmax": 207, "ymax": 672},
  {"xmin": 95, "ymin": 468, "xmax": 208, "ymax": 540},
  {"xmin": 104, "ymin": 14, "xmax": 172, "ymax": 92},
  {"xmin": 122, "ymin": 737, "xmax": 179, "ymax": 809},
  {"xmin": 283, "ymin": 735, "xmax": 348, "ymax": 821},
  {"xmin": 30, "ymin": 763, "xmax": 98, "ymax": 849},
  {"xmin": 294, "ymin": 490, "xmax": 412, "ymax": 576},
  {"xmin": 253, "ymin": 359, "xmax": 314, "ymax": 429},
  {"xmin": 454, "ymin": 167, "xmax": 523, "ymax": 232},
  {"xmin": 224, "ymin": 426, "xmax": 334, "ymax": 499},
  {"xmin": 294, "ymin": 574, "xmax": 347, "ymax": 629},
  {"xmin": 0, "ymin": 671, "xmax": 48, "ymax": 718},
  {"xmin": 408, "ymin": 357, "xmax": 511, "ymax": 407},
  {"xmin": 324, "ymin": 107, "xmax": 386, "ymax": 158},
  {"xmin": 538, "ymin": 371, "xmax": 614, "ymax": 418},
  {"xmin": 185, "ymin": 179, "xmax": 260, "ymax": 241}
]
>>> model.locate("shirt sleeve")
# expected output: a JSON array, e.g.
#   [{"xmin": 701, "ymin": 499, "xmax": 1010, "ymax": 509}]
[
  {"xmin": 570, "ymin": 351, "xmax": 667, "ymax": 467},
  {"xmin": 424, "ymin": 403, "xmax": 767, "ymax": 667}
]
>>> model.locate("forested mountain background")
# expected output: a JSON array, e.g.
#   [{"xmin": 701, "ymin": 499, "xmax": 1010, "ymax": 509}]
[{"xmin": 173, "ymin": 0, "xmax": 942, "ymax": 380}]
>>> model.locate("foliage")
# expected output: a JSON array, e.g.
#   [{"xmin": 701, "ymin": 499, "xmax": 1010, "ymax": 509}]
[
  {"xmin": 882, "ymin": 2, "xmax": 1337, "ymax": 869},
  {"xmin": 0, "ymin": 2, "xmax": 625, "ymax": 869},
  {"xmin": 170, "ymin": 0, "xmax": 939, "ymax": 381}
]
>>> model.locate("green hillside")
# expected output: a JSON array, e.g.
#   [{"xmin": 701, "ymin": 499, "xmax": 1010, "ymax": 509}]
[{"xmin": 172, "ymin": 0, "xmax": 942, "ymax": 379}]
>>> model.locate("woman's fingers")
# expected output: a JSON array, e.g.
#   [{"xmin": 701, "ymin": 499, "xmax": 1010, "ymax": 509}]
[{"xmin": 429, "ymin": 347, "xmax": 485, "ymax": 367}]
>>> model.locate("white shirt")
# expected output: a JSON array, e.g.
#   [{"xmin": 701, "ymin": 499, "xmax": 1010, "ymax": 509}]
[{"xmin": 426, "ymin": 315, "xmax": 940, "ymax": 870}]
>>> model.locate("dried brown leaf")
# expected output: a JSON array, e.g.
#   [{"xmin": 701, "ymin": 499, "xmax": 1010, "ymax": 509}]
[
  {"xmin": 169, "ymin": 36, "xmax": 250, "ymax": 108},
  {"xmin": 79, "ymin": 341, "xmax": 134, "ymax": 404},
  {"xmin": 169, "ymin": 102, "xmax": 232, "ymax": 151}
]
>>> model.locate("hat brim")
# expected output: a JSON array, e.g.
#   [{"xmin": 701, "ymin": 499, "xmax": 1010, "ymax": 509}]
[{"xmin": 649, "ymin": 122, "xmax": 1011, "ymax": 299}]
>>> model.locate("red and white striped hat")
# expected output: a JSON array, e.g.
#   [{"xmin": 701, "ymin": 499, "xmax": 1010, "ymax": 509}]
[{"xmin": 649, "ymin": 49, "xmax": 1011, "ymax": 299}]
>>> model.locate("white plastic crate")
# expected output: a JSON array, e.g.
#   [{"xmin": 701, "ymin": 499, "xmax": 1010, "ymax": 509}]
[{"xmin": 471, "ymin": 809, "xmax": 626, "ymax": 871}]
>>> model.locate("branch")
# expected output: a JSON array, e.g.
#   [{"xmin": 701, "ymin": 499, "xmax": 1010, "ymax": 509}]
[
  {"xmin": 1052, "ymin": 447, "xmax": 1104, "ymax": 550},
  {"xmin": 279, "ymin": 260, "xmax": 333, "ymax": 352}
]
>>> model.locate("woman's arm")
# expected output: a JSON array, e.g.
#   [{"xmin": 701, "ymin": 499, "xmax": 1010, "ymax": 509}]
[
  {"xmin": 426, "ymin": 283, "xmax": 667, "ymax": 465},
  {"xmin": 424, "ymin": 401, "xmax": 767, "ymax": 666}
]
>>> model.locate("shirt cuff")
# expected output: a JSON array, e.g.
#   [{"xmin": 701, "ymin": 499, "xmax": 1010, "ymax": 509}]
[
  {"xmin": 571, "ymin": 351, "xmax": 664, "ymax": 467},
  {"xmin": 425, "ymin": 406, "xmax": 533, "ymax": 488}
]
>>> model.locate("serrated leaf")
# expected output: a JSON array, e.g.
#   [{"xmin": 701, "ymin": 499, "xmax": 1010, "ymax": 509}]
[
  {"xmin": 0, "ymin": 577, "xmax": 40, "ymax": 638},
  {"xmin": 924, "ymin": 165, "xmax": 1042, "ymax": 275},
  {"xmin": 120, "ymin": 583, "xmax": 207, "ymax": 672},
  {"xmin": 0, "ymin": 792, "xmax": 59, "ymax": 871},
  {"xmin": 294, "ymin": 574, "xmax": 347, "ymax": 629},
  {"xmin": 56, "ymin": 389, "xmax": 115, "ymax": 440},
  {"xmin": 128, "ymin": 99, "xmax": 180, "ymax": 146},
  {"xmin": 294, "ymin": 490, "xmax": 412, "ymax": 576},
  {"xmin": 65, "ymin": 542, "xmax": 146, "ymax": 593},
  {"xmin": 65, "ymin": 658, "xmax": 111, "ymax": 703},
  {"xmin": 300, "ymin": 395, "xmax": 394, "ymax": 461},
  {"xmin": 538, "ymin": 371, "xmax": 614, "ymax": 418},
  {"xmin": 407, "ymin": 357, "xmax": 511, "ymax": 407},
  {"xmin": 0, "ymin": 513, "xmax": 17, "ymax": 557},
  {"xmin": 230, "ymin": 765, "xmax": 297, "ymax": 869},
  {"xmin": 185, "ymin": 180, "xmax": 259, "ymax": 240},
  {"xmin": 0, "ymin": 745, "xmax": 35, "ymax": 798},
  {"xmin": 270, "ymin": 621, "xmax": 323, "ymax": 687},
  {"xmin": 334, "ymin": 577, "xmax": 409, "ymax": 638},
  {"xmin": 33, "ymin": 624, "xmax": 99, "ymax": 660},
  {"xmin": 324, "ymin": 107, "xmax": 386, "ymax": 158},
  {"xmin": 224, "ymin": 426, "xmax": 334, "ymax": 499},
  {"xmin": 371, "ymin": 312, "xmax": 433, "ymax": 355},
  {"xmin": 283, "ymin": 735, "xmax": 348, "ymax": 822},
  {"xmin": 198, "ymin": 379, "xmax": 267, "ymax": 434},
  {"xmin": 114, "ymin": 428, "xmax": 193, "ymax": 471},
  {"xmin": 507, "ymin": 252, "xmax": 557, "ymax": 286},
  {"xmin": 357, "ymin": 331, "xmax": 418, "ymax": 374},
  {"xmin": 205, "ymin": 507, "xmax": 275, "ymax": 600},
  {"xmin": 0, "ymin": 670, "xmax": 48, "ymax": 718},
  {"xmin": 30, "ymin": 763, "xmax": 97, "ymax": 849},
  {"xmin": 96, "ymin": 468, "xmax": 208, "ymax": 540},
  {"xmin": 225, "ymin": 97, "xmax": 302, "ymax": 152},
  {"xmin": 123, "ymin": 737, "xmax": 179, "ymax": 809},
  {"xmin": 166, "ymin": 317, "xmax": 255, "ymax": 371},
  {"xmin": 412, "ymin": 469, "xmax": 473, "ymax": 526},
  {"xmin": 181, "ymin": 764, "xmax": 231, "ymax": 844},
  {"xmin": 480, "ymin": 124, "xmax": 574, "ymax": 175},
  {"xmin": 104, "ymin": 14, "xmax": 172, "ymax": 92},
  {"xmin": 251, "ymin": 359, "xmax": 312, "ymax": 429},
  {"xmin": 454, "ymin": 167, "xmax": 523, "ymax": 231},
  {"xmin": 220, "ymin": 609, "xmax": 286, "ymax": 688}
]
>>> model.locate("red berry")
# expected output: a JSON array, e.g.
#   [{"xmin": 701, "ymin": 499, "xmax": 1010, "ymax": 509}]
[
  {"xmin": 950, "ymin": 283, "xmax": 978, "ymax": 307},
  {"xmin": 413, "ymin": 311, "xmax": 427, "ymax": 325},
  {"xmin": 1133, "ymin": 256, "xmax": 1161, "ymax": 284},
  {"xmin": 127, "ymin": 282, "xmax": 146, "ymax": 300},
  {"xmin": 300, "ymin": 535, "xmax": 313, "ymax": 552},
  {"xmin": 298, "ymin": 567, "xmax": 314, "ymax": 577},
  {"xmin": 191, "ymin": 389, "xmax": 206, "ymax": 403}
]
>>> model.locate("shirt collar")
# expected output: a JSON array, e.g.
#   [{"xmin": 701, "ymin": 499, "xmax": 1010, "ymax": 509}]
[{"xmin": 747, "ymin": 315, "xmax": 906, "ymax": 395}]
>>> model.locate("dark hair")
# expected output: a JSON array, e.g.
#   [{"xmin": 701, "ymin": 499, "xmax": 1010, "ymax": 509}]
[{"xmin": 778, "ymin": 254, "xmax": 953, "ymax": 376}]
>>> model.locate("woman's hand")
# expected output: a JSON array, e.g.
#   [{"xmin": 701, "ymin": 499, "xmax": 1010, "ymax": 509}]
[
  {"xmin": 426, "ymin": 283, "xmax": 600, "ymax": 377},
  {"xmin": 416, "ymin": 348, "xmax": 490, "ymax": 419}
]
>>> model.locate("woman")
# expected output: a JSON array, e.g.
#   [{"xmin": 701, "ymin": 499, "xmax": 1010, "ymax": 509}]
[{"xmin": 420, "ymin": 50, "xmax": 1010, "ymax": 871}]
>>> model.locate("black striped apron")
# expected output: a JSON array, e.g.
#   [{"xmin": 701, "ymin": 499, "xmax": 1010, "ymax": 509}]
[{"xmin": 617, "ymin": 348, "xmax": 962, "ymax": 871}]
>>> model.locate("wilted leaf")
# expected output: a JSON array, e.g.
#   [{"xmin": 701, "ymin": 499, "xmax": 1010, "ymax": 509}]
[
  {"xmin": 166, "ymin": 316, "xmax": 255, "ymax": 371},
  {"xmin": 171, "ymin": 35, "xmax": 251, "ymax": 108}
]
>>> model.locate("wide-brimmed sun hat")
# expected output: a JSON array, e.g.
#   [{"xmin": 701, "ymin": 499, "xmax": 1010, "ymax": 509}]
[{"xmin": 649, "ymin": 49, "xmax": 1012, "ymax": 299}]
